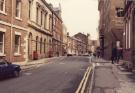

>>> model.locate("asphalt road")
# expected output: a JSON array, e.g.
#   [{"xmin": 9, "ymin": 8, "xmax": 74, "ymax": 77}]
[{"xmin": 0, "ymin": 56, "xmax": 90, "ymax": 93}]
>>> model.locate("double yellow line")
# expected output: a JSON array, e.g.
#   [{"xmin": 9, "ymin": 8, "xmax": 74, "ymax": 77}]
[{"xmin": 75, "ymin": 65, "xmax": 92, "ymax": 93}]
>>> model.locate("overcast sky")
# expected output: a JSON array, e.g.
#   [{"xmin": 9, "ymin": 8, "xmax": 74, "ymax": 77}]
[{"xmin": 46, "ymin": 0, "xmax": 99, "ymax": 40}]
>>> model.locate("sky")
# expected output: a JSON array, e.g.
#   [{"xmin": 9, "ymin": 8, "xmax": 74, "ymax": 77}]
[{"xmin": 46, "ymin": 0, "xmax": 99, "ymax": 40}]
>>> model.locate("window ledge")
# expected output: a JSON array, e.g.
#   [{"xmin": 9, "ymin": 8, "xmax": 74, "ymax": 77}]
[
  {"xmin": 14, "ymin": 53, "xmax": 21, "ymax": 56},
  {"xmin": 0, "ymin": 11, "xmax": 7, "ymax": 16},
  {"xmin": 15, "ymin": 17, "xmax": 22, "ymax": 21},
  {"xmin": 0, "ymin": 53, "xmax": 6, "ymax": 56}
]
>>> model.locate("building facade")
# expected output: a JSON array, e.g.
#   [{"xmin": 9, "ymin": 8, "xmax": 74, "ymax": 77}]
[
  {"xmin": 62, "ymin": 24, "xmax": 68, "ymax": 56},
  {"xmin": 98, "ymin": 0, "xmax": 105, "ymax": 57},
  {"xmin": 0, "ymin": 0, "xmax": 64, "ymax": 62},
  {"xmin": 98, "ymin": 0, "xmax": 124, "ymax": 60},
  {"xmin": 27, "ymin": 0, "xmax": 53, "ymax": 61},
  {"xmin": 123, "ymin": 0, "xmax": 135, "ymax": 69},
  {"xmin": 52, "ymin": 6, "xmax": 63, "ymax": 57},
  {"xmin": 74, "ymin": 33, "xmax": 88, "ymax": 54},
  {"xmin": 0, "ymin": 0, "xmax": 28, "ymax": 62}
]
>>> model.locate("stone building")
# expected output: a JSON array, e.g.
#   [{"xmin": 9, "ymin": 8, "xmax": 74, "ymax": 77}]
[
  {"xmin": 98, "ymin": 0, "xmax": 124, "ymax": 59},
  {"xmin": 52, "ymin": 5, "xmax": 63, "ymax": 57},
  {"xmin": 73, "ymin": 37, "xmax": 86, "ymax": 55},
  {"xmin": 0, "ymin": 0, "xmax": 28, "ymax": 62},
  {"xmin": 28, "ymin": 0, "xmax": 53, "ymax": 60}
]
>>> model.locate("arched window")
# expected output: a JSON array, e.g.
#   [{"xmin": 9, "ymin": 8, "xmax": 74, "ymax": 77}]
[
  {"xmin": 28, "ymin": 33, "xmax": 32, "ymax": 56},
  {"xmin": 0, "ymin": 0, "xmax": 5, "ymax": 12},
  {"xmin": 44, "ymin": 39, "xmax": 46, "ymax": 53},
  {"xmin": 36, "ymin": 36, "xmax": 38, "ymax": 52},
  {"xmin": 40, "ymin": 38, "xmax": 42, "ymax": 54}
]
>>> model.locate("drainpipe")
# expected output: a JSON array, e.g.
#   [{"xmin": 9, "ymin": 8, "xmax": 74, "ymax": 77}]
[{"xmin": 10, "ymin": 0, "xmax": 14, "ymax": 62}]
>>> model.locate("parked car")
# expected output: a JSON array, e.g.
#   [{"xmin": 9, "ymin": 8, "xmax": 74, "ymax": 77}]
[
  {"xmin": 67, "ymin": 54, "xmax": 73, "ymax": 56},
  {"xmin": 0, "ymin": 61, "xmax": 21, "ymax": 79}
]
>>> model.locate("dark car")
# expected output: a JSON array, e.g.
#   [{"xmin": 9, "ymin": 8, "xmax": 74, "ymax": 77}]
[
  {"xmin": 67, "ymin": 54, "xmax": 73, "ymax": 56},
  {"xmin": 0, "ymin": 61, "xmax": 21, "ymax": 79}
]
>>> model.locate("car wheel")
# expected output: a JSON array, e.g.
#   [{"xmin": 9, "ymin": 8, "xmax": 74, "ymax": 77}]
[{"xmin": 13, "ymin": 71, "xmax": 20, "ymax": 77}]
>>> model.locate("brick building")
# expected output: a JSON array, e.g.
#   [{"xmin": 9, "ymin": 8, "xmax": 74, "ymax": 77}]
[
  {"xmin": 122, "ymin": 0, "xmax": 135, "ymax": 69},
  {"xmin": 73, "ymin": 37, "xmax": 86, "ymax": 55},
  {"xmin": 74, "ymin": 32, "xmax": 89, "ymax": 54},
  {"xmin": 52, "ymin": 5, "xmax": 63, "ymax": 57},
  {"xmin": 0, "ymin": 0, "xmax": 64, "ymax": 62},
  {"xmin": 62, "ymin": 24, "xmax": 68, "ymax": 56},
  {"xmin": 98, "ymin": 0, "xmax": 124, "ymax": 60},
  {"xmin": 0, "ymin": 0, "xmax": 28, "ymax": 62}
]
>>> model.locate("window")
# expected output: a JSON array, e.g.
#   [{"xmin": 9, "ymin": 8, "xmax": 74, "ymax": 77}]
[
  {"xmin": 36, "ymin": 6, "xmax": 40, "ymax": 24},
  {"xmin": 49, "ymin": 40, "xmax": 51, "ymax": 49},
  {"xmin": 44, "ymin": 13, "xmax": 47, "ymax": 29},
  {"xmin": 0, "ymin": 0, "xmax": 5, "ymax": 12},
  {"xmin": 29, "ymin": 0, "xmax": 32, "ymax": 19},
  {"xmin": 14, "ymin": 35, "xmax": 21, "ymax": 54},
  {"xmin": 40, "ymin": 38, "xmax": 42, "ymax": 54},
  {"xmin": 41, "ymin": 11, "xmax": 43, "ymax": 25},
  {"xmin": 125, "ymin": 19, "xmax": 131, "ymax": 49},
  {"xmin": 16, "ymin": 0, "xmax": 21, "ymax": 18},
  {"xmin": 44, "ymin": 39, "xmax": 46, "ymax": 53},
  {"xmin": 116, "ymin": 7, "xmax": 124, "ymax": 17},
  {"xmin": 49, "ymin": 15, "xmax": 52, "ymax": 30},
  {"xmin": 36, "ymin": 36, "xmax": 38, "ymax": 52},
  {"xmin": 0, "ymin": 32, "xmax": 4, "ymax": 54}
]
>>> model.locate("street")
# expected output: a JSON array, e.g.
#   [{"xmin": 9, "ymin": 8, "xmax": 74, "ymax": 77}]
[{"xmin": 0, "ymin": 56, "xmax": 90, "ymax": 93}]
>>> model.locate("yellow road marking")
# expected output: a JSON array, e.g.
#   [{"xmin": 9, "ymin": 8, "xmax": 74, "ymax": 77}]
[{"xmin": 75, "ymin": 65, "xmax": 92, "ymax": 93}]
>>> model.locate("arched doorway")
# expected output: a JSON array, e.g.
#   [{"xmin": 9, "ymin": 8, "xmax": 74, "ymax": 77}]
[
  {"xmin": 40, "ymin": 38, "xmax": 42, "ymax": 54},
  {"xmin": 44, "ymin": 39, "xmax": 46, "ymax": 57},
  {"xmin": 36, "ymin": 36, "xmax": 39, "ymax": 52}
]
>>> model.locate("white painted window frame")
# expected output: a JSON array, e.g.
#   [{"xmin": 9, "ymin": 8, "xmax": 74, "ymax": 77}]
[
  {"xmin": 14, "ymin": 32, "xmax": 21, "ymax": 55},
  {"xmin": 15, "ymin": 0, "xmax": 22, "ymax": 19},
  {"xmin": 0, "ymin": 0, "xmax": 7, "ymax": 15},
  {"xmin": 0, "ymin": 32, "xmax": 4, "ymax": 54},
  {"xmin": 0, "ymin": 28, "xmax": 6, "ymax": 56}
]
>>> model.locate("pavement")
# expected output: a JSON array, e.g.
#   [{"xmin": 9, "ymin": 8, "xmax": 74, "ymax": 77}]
[
  {"xmin": 91, "ymin": 58, "xmax": 135, "ymax": 93},
  {"xmin": 15, "ymin": 56, "xmax": 67, "ymax": 71}
]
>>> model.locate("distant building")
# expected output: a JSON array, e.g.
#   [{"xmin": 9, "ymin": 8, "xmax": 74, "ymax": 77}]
[
  {"xmin": 74, "ymin": 32, "xmax": 91, "ymax": 54},
  {"xmin": 67, "ymin": 35, "xmax": 74, "ymax": 55},
  {"xmin": 62, "ymin": 24, "xmax": 68, "ymax": 56},
  {"xmin": 91, "ymin": 40, "xmax": 100, "ymax": 53}
]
